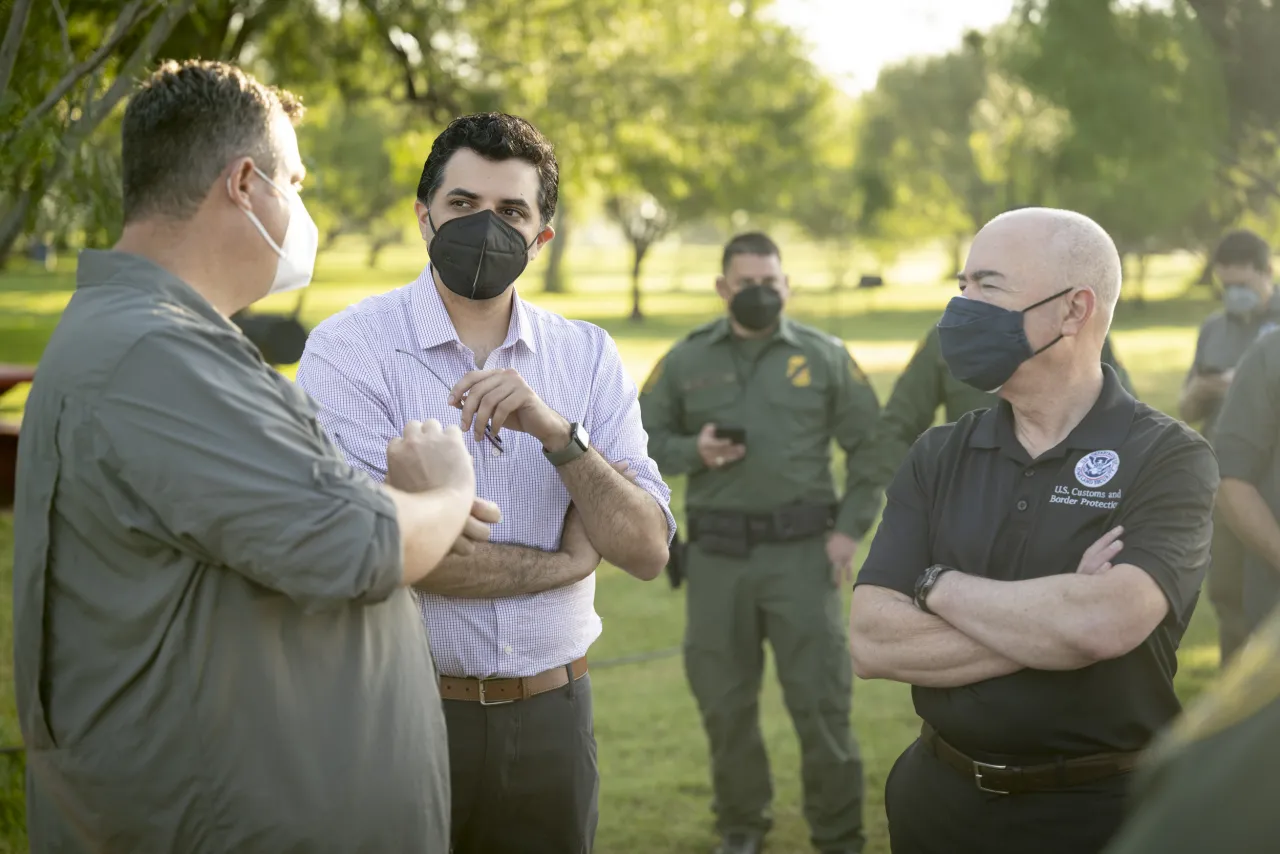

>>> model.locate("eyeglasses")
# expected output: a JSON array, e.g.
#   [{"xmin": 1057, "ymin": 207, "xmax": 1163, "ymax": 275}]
[{"xmin": 395, "ymin": 349, "xmax": 505, "ymax": 455}]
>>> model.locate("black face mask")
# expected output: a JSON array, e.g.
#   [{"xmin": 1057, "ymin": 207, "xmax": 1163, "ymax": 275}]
[
  {"xmin": 936, "ymin": 288, "xmax": 1070, "ymax": 393},
  {"xmin": 729, "ymin": 285, "xmax": 784, "ymax": 331},
  {"xmin": 427, "ymin": 209, "xmax": 536, "ymax": 300}
]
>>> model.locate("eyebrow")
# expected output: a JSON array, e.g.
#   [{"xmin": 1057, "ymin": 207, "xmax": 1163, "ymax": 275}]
[
  {"xmin": 445, "ymin": 187, "xmax": 533, "ymax": 214},
  {"xmin": 957, "ymin": 269, "xmax": 1005, "ymax": 283}
]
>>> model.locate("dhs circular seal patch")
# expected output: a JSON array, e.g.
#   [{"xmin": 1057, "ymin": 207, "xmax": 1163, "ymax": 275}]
[{"xmin": 1075, "ymin": 450, "xmax": 1120, "ymax": 488}]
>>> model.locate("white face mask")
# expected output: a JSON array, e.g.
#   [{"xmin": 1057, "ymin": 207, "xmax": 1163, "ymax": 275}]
[{"xmin": 227, "ymin": 166, "xmax": 319, "ymax": 295}]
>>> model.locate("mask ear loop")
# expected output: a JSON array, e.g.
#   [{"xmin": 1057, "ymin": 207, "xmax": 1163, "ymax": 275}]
[{"xmin": 1025, "ymin": 287, "xmax": 1074, "ymax": 355}]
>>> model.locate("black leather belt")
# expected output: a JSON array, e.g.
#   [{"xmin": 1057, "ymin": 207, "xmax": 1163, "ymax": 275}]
[
  {"xmin": 920, "ymin": 723, "xmax": 1141, "ymax": 795},
  {"xmin": 687, "ymin": 503, "xmax": 835, "ymax": 557}
]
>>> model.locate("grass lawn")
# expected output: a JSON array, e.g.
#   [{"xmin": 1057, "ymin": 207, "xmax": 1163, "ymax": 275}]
[{"xmin": 0, "ymin": 240, "xmax": 1226, "ymax": 853}]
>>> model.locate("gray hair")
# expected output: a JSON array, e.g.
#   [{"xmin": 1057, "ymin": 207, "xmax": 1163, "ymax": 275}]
[{"xmin": 121, "ymin": 60, "xmax": 304, "ymax": 223}]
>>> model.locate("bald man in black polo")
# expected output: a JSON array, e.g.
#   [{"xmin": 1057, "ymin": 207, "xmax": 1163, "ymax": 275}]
[{"xmin": 849, "ymin": 207, "xmax": 1218, "ymax": 854}]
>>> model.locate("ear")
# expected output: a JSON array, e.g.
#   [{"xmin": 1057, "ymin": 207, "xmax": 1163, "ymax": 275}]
[
  {"xmin": 715, "ymin": 275, "xmax": 731, "ymax": 301},
  {"xmin": 225, "ymin": 157, "xmax": 256, "ymax": 210},
  {"xmin": 414, "ymin": 199, "xmax": 432, "ymax": 241},
  {"xmin": 529, "ymin": 223, "xmax": 556, "ymax": 258},
  {"xmin": 1061, "ymin": 288, "xmax": 1096, "ymax": 337}
]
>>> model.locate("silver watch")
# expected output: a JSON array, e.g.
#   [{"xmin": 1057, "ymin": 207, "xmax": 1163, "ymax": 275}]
[{"xmin": 543, "ymin": 422, "xmax": 589, "ymax": 466}]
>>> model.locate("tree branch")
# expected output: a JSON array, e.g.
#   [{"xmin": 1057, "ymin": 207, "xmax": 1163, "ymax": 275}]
[
  {"xmin": 0, "ymin": 0, "xmax": 35, "ymax": 100},
  {"xmin": 84, "ymin": 0, "xmax": 198, "ymax": 129},
  {"xmin": 355, "ymin": 0, "xmax": 457, "ymax": 118},
  {"xmin": 50, "ymin": 0, "xmax": 74, "ymax": 65},
  {"xmin": 226, "ymin": 0, "xmax": 291, "ymax": 61},
  {"xmin": 3, "ymin": 0, "xmax": 149, "ymax": 147}
]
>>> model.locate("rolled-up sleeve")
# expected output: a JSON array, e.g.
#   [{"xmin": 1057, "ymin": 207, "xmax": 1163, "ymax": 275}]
[
  {"xmin": 587, "ymin": 331, "xmax": 677, "ymax": 543},
  {"xmin": 296, "ymin": 322, "xmax": 399, "ymax": 482},
  {"xmin": 96, "ymin": 329, "xmax": 403, "ymax": 612}
]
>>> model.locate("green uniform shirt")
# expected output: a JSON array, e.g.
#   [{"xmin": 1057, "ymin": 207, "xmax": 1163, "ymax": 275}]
[
  {"xmin": 1211, "ymin": 328, "xmax": 1280, "ymax": 632},
  {"xmin": 13, "ymin": 250, "xmax": 449, "ymax": 853},
  {"xmin": 1103, "ymin": 609, "xmax": 1280, "ymax": 854},
  {"xmin": 1186, "ymin": 290, "xmax": 1280, "ymax": 438},
  {"xmin": 639, "ymin": 316, "xmax": 882, "ymax": 538},
  {"xmin": 871, "ymin": 326, "xmax": 1135, "ymax": 489}
]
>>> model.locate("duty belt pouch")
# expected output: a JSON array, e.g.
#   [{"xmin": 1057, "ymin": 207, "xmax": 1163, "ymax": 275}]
[{"xmin": 689, "ymin": 513, "xmax": 752, "ymax": 558}]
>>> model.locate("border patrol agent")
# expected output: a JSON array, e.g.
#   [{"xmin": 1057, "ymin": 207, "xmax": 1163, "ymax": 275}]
[
  {"xmin": 872, "ymin": 324, "xmax": 1135, "ymax": 487},
  {"xmin": 1178, "ymin": 229, "xmax": 1280, "ymax": 663},
  {"xmin": 1101, "ymin": 608, "xmax": 1280, "ymax": 854},
  {"xmin": 1212, "ymin": 325, "xmax": 1280, "ymax": 643},
  {"xmin": 850, "ymin": 208, "xmax": 1217, "ymax": 854},
  {"xmin": 640, "ymin": 233, "xmax": 880, "ymax": 854}
]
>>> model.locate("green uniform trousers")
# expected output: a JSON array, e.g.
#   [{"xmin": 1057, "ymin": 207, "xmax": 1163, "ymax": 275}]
[
  {"xmin": 1208, "ymin": 506, "xmax": 1249, "ymax": 666},
  {"xmin": 683, "ymin": 535, "xmax": 864, "ymax": 851}
]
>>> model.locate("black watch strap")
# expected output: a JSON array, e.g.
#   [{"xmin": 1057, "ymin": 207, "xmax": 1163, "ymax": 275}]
[{"xmin": 913, "ymin": 565, "xmax": 955, "ymax": 615}]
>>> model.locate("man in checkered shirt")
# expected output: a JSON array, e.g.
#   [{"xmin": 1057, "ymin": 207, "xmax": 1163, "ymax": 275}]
[{"xmin": 296, "ymin": 112, "xmax": 675, "ymax": 853}]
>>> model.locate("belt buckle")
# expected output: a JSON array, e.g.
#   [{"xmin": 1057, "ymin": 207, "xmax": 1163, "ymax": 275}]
[
  {"xmin": 973, "ymin": 760, "xmax": 1009, "ymax": 795},
  {"xmin": 477, "ymin": 679, "xmax": 515, "ymax": 706}
]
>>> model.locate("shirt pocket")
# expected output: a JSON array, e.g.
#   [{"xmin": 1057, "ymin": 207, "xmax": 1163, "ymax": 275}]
[
  {"xmin": 680, "ymin": 379, "xmax": 741, "ymax": 434},
  {"xmin": 13, "ymin": 400, "xmax": 64, "ymax": 750},
  {"xmin": 764, "ymin": 370, "xmax": 830, "ymax": 432}
]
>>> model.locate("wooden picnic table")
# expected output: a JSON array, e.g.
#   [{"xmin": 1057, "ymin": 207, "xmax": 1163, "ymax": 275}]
[
  {"xmin": 0, "ymin": 364, "xmax": 35, "ymax": 509},
  {"xmin": 0, "ymin": 364, "xmax": 36, "ymax": 398}
]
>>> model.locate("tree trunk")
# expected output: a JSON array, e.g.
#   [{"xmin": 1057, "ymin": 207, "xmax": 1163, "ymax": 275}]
[
  {"xmin": 629, "ymin": 240, "xmax": 649, "ymax": 323},
  {"xmin": 0, "ymin": 189, "xmax": 32, "ymax": 270},
  {"xmin": 543, "ymin": 196, "xmax": 570, "ymax": 293},
  {"xmin": 949, "ymin": 234, "xmax": 965, "ymax": 280},
  {"xmin": 1134, "ymin": 253, "xmax": 1148, "ymax": 307}
]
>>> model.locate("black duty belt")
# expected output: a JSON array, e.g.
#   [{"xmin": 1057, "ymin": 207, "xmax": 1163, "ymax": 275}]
[
  {"xmin": 686, "ymin": 503, "xmax": 835, "ymax": 558},
  {"xmin": 920, "ymin": 723, "xmax": 1141, "ymax": 795}
]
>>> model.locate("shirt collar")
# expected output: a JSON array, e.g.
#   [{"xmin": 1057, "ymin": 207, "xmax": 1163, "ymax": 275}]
[
  {"xmin": 410, "ymin": 265, "xmax": 537, "ymax": 354},
  {"xmin": 75, "ymin": 249, "xmax": 230, "ymax": 329},
  {"xmin": 708, "ymin": 315, "xmax": 801, "ymax": 346},
  {"xmin": 969, "ymin": 364, "xmax": 1135, "ymax": 458}
]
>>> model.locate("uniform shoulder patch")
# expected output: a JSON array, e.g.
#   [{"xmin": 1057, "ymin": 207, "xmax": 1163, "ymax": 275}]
[
  {"xmin": 847, "ymin": 357, "xmax": 869, "ymax": 386},
  {"xmin": 641, "ymin": 354, "xmax": 667, "ymax": 395}
]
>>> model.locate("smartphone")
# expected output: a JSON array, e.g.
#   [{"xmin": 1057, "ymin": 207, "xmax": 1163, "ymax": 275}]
[{"xmin": 714, "ymin": 426, "xmax": 747, "ymax": 444}]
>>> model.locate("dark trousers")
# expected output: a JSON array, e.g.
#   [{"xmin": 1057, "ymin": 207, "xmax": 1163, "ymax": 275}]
[
  {"xmin": 884, "ymin": 740, "xmax": 1130, "ymax": 854},
  {"xmin": 1208, "ymin": 508, "xmax": 1249, "ymax": 665},
  {"xmin": 444, "ymin": 673, "xmax": 599, "ymax": 854}
]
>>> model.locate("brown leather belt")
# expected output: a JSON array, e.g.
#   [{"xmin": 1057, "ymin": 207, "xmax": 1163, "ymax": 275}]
[
  {"xmin": 920, "ymin": 723, "xmax": 1141, "ymax": 795},
  {"xmin": 439, "ymin": 657, "xmax": 588, "ymax": 705}
]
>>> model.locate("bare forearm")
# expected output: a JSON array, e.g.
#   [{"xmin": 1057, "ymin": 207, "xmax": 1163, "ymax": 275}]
[
  {"xmin": 556, "ymin": 448, "xmax": 669, "ymax": 579},
  {"xmin": 387, "ymin": 486, "xmax": 472, "ymax": 586},
  {"xmin": 928, "ymin": 572, "xmax": 1113, "ymax": 670},
  {"xmin": 414, "ymin": 541, "xmax": 583, "ymax": 598},
  {"xmin": 1178, "ymin": 381, "xmax": 1222, "ymax": 425},
  {"xmin": 849, "ymin": 589, "xmax": 1023, "ymax": 688},
  {"xmin": 1220, "ymin": 479, "xmax": 1280, "ymax": 573}
]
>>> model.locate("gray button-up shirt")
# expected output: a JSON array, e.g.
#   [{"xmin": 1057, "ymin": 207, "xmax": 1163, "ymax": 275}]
[
  {"xmin": 13, "ymin": 250, "xmax": 449, "ymax": 853},
  {"xmin": 1188, "ymin": 289, "xmax": 1280, "ymax": 437}
]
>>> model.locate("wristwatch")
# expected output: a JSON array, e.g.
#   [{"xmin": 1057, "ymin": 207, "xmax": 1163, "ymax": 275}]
[
  {"xmin": 543, "ymin": 422, "xmax": 590, "ymax": 466},
  {"xmin": 913, "ymin": 564, "xmax": 955, "ymax": 615}
]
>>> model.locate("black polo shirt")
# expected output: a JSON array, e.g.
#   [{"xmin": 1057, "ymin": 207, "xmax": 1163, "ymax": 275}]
[{"xmin": 856, "ymin": 366, "xmax": 1218, "ymax": 762}]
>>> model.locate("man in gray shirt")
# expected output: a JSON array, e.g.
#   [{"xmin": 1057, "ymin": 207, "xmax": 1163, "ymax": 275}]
[
  {"xmin": 1179, "ymin": 229, "xmax": 1280, "ymax": 663},
  {"xmin": 13, "ymin": 60, "xmax": 496, "ymax": 853}
]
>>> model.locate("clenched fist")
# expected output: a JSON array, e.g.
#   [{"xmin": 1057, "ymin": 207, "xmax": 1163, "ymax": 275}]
[{"xmin": 386, "ymin": 419, "xmax": 475, "ymax": 496}]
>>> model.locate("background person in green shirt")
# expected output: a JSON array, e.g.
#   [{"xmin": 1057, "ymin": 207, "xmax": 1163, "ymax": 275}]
[
  {"xmin": 870, "ymin": 323, "xmax": 1134, "ymax": 491},
  {"xmin": 1178, "ymin": 229, "xmax": 1280, "ymax": 664},
  {"xmin": 639, "ymin": 232, "xmax": 881, "ymax": 854}
]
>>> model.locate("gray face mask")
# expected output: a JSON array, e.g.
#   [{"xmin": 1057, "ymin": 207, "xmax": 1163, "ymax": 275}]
[{"xmin": 1224, "ymin": 284, "xmax": 1262, "ymax": 318}]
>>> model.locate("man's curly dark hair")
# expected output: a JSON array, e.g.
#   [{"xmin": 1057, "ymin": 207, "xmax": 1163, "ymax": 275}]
[{"xmin": 416, "ymin": 112, "xmax": 559, "ymax": 225}]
